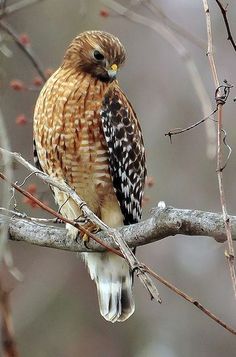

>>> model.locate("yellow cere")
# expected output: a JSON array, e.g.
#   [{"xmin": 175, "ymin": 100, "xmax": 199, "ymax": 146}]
[{"xmin": 110, "ymin": 64, "xmax": 118, "ymax": 71}]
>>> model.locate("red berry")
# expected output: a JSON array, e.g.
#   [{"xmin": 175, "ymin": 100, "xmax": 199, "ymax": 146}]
[
  {"xmin": 142, "ymin": 196, "xmax": 150, "ymax": 206},
  {"xmin": 19, "ymin": 33, "xmax": 30, "ymax": 46},
  {"xmin": 16, "ymin": 114, "xmax": 27, "ymax": 125},
  {"xmin": 145, "ymin": 176, "xmax": 155, "ymax": 188},
  {"xmin": 99, "ymin": 8, "xmax": 109, "ymax": 17},
  {"xmin": 26, "ymin": 184, "xmax": 37, "ymax": 194},
  {"xmin": 33, "ymin": 76, "xmax": 43, "ymax": 86},
  {"xmin": 10, "ymin": 80, "xmax": 25, "ymax": 91},
  {"xmin": 23, "ymin": 196, "xmax": 38, "ymax": 208}
]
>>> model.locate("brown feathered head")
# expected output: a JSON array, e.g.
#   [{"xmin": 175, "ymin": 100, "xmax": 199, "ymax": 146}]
[{"xmin": 62, "ymin": 31, "xmax": 126, "ymax": 82}]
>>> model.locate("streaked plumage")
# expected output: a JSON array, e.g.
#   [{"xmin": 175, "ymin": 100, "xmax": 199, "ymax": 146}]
[{"xmin": 33, "ymin": 31, "xmax": 146, "ymax": 322}]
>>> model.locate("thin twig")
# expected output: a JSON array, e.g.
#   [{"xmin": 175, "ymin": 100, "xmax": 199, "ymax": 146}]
[
  {"xmin": 0, "ymin": 148, "xmax": 110, "ymax": 231},
  {"xmin": 165, "ymin": 108, "xmax": 218, "ymax": 140},
  {"xmin": 0, "ymin": 207, "xmax": 59, "ymax": 223},
  {"xmin": 0, "ymin": 282, "xmax": 19, "ymax": 357},
  {"xmin": 0, "ymin": 0, "xmax": 7, "ymax": 14},
  {"xmin": 0, "ymin": 20, "xmax": 46, "ymax": 81},
  {"xmin": 216, "ymin": 103, "xmax": 236, "ymax": 296},
  {"xmin": 215, "ymin": 0, "xmax": 236, "ymax": 52},
  {"xmin": 17, "ymin": 172, "xmax": 36, "ymax": 188},
  {"xmin": 0, "ymin": 171, "xmax": 122, "ymax": 257},
  {"xmin": 0, "ymin": 168, "xmax": 161, "ymax": 302},
  {"xmin": 0, "ymin": 148, "xmax": 162, "ymax": 302},
  {"xmin": 143, "ymin": 0, "xmax": 206, "ymax": 50},
  {"xmin": 202, "ymin": 1, "xmax": 219, "ymax": 87},
  {"xmin": 0, "ymin": 0, "xmax": 43, "ymax": 18},
  {"xmin": 0, "ymin": 108, "xmax": 12, "ymax": 263},
  {"xmin": 220, "ymin": 128, "xmax": 232, "ymax": 171},
  {"xmin": 102, "ymin": 0, "xmax": 217, "ymax": 158},
  {"xmin": 202, "ymin": 0, "xmax": 236, "ymax": 299},
  {"xmin": 144, "ymin": 265, "xmax": 236, "ymax": 336},
  {"xmin": 2, "ymin": 210, "xmax": 236, "ymax": 335}
]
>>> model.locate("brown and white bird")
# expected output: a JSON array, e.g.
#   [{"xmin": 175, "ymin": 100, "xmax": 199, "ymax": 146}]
[{"xmin": 33, "ymin": 31, "xmax": 146, "ymax": 322}]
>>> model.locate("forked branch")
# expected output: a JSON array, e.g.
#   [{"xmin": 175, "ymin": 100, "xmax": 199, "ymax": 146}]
[
  {"xmin": 0, "ymin": 148, "xmax": 161, "ymax": 303},
  {"xmin": 1, "ymin": 209, "xmax": 236, "ymax": 335}
]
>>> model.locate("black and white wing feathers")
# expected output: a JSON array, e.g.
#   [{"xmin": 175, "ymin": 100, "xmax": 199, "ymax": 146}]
[{"xmin": 100, "ymin": 86, "xmax": 146, "ymax": 225}]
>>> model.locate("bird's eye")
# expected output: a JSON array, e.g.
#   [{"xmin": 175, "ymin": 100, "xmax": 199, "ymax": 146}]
[{"xmin": 93, "ymin": 50, "xmax": 105, "ymax": 61}]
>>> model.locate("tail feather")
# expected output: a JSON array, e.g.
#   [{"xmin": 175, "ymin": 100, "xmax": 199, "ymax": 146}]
[{"xmin": 82, "ymin": 252, "xmax": 135, "ymax": 322}]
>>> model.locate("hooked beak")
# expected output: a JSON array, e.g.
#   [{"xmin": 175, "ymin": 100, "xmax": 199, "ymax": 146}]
[{"xmin": 107, "ymin": 64, "xmax": 118, "ymax": 79}]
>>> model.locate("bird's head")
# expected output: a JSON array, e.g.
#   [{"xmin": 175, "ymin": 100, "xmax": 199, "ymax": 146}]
[{"xmin": 62, "ymin": 31, "xmax": 126, "ymax": 82}]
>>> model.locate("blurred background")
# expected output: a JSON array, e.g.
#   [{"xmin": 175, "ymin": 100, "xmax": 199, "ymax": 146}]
[{"xmin": 1, "ymin": 0, "xmax": 236, "ymax": 356}]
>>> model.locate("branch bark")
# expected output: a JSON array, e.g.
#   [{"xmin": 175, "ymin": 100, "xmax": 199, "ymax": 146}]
[
  {"xmin": 0, "ymin": 148, "xmax": 162, "ymax": 302},
  {"xmin": 2, "ymin": 206, "xmax": 235, "ymax": 252},
  {"xmin": 2, "ymin": 206, "xmax": 236, "ymax": 336}
]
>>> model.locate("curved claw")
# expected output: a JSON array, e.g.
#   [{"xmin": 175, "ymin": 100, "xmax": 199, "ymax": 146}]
[{"xmin": 76, "ymin": 221, "xmax": 101, "ymax": 247}]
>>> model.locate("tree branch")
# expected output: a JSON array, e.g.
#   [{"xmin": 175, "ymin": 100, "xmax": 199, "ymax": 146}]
[
  {"xmin": 2, "ymin": 205, "xmax": 236, "ymax": 335},
  {"xmin": 202, "ymin": 0, "xmax": 236, "ymax": 299},
  {"xmin": 1, "ymin": 206, "xmax": 235, "ymax": 252},
  {"xmin": 0, "ymin": 20, "xmax": 46, "ymax": 81},
  {"xmin": 102, "ymin": 0, "xmax": 217, "ymax": 158},
  {"xmin": 0, "ymin": 282, "xmax": 19, "ymax": 357},
  {"xmin": 0, "ymin": 148, "xmax": 162, "ymax": 303},
  {"xmin": 215, "ymin": 0, "xmax": 236, "ymax": 52},
  {"xmin": 0, "ymin": 108, "xmax": 12, "ymax": 263},
  {"xmin": 0, "ymin": 0, "xmax": 44, "ymax": 18}
]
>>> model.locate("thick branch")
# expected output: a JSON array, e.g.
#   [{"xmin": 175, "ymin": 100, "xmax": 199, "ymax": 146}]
[
  {"xmin": 0, "ymin": 149, "xmax": 162, "ymax": 302},
  {"xmin": 2, "ymin": 206, "xmax": 236, "ymax": 336},
  {"xmin": 2, "ymin": 206, "xmax": 235, "ymax": 252}
]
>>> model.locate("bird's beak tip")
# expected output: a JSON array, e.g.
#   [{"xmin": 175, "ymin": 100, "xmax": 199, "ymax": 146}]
[
  {"xmin": 107, "ymin": 64, "xmax": 118, "ymax": 79},
  {"xmin": 110, "ymin": 64, "xmax": 118, "ymax": 71}
]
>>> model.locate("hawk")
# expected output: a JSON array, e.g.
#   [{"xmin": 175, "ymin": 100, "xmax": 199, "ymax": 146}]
[{"xmin": 33, "ymin": 31, "xmax": 146, "ymax": 322}]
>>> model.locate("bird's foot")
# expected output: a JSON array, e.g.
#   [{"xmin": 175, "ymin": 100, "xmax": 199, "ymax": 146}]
[{"xmin": 76, "ymin": 220, "xmax": 101, "ymax": 248}]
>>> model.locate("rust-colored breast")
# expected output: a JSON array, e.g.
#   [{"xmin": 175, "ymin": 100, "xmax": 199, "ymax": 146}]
[{"xmin": 34, "ymin": 68, "xmax": 113, "ymax": 211}]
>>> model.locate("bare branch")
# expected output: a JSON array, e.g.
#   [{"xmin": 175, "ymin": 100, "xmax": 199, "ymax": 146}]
[
  {"xmin": 0, "ymin": 171, "xmax": 122, "ymax": 256},
  {"xmin": 0, "ymin": 0, "xmax": 44, "ymax": 18},
  {"xmin": 0, "ymin": 108, "xmax": 12, "ymax": 263},
  {"xmin": 0, "ymin": 150, "xmax": 235, "ymax": 335},
  {"xmin": 1, "ymin": 206, "xmax": 236, "ymax": 335},
  {"xmin": 142, "ymin": 0, "xmax": 206, "ymax": 50},
  {"xmin": 202, "ymin": 0, "xmax": 236, "ymax": 298},
  {"xmin": 202, "ymin": 1, "xmax": 219, "ymax": 88},
  {"xmin": 0, "ymin": 148, "xmax": 161, "ymax": 303},
  {"xmin": 0, "ymin": 207, "xmax": 59, "ymax": 223},
  {"xmin": 215, "ymin": 0, "xmax": 236, "ymax": 52},
  {"xmin": 145, "ymin": 265, "xmax": 236, "ymax": 336},
  {"xmin": 221, "ymin": 128, "xmax": 232, "ymax": 171},
  {"xmin": 0, "ymin": 282, "xmax": 19, "ymax": 357},
  {"xmin": 102, "ymin": 0, "xmax": 217, "ymax": 158},
  {"xmin": 165, "ymin": 108, "xmax": 218, "ymax": 139},
  {"xmin": 0, "ymin": 20, "xmax": 46, "ymax": 81},
  {"xmin": 2, "ymin": 206, "xmax": 236, "ymax": 252},
  {"xmin": 216, "ymin": 102, "xmax": 236, "ymax": 296}
]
